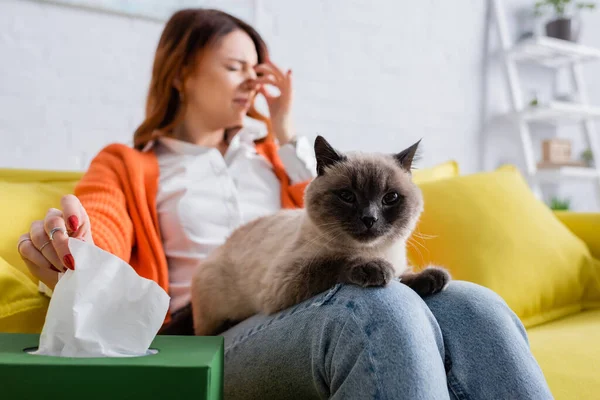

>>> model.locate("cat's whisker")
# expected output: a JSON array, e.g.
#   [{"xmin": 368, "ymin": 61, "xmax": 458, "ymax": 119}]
[
  {"xmin": 409, "ymin": 236, "xmax": 431, "ymax": 263},
  {"xmin": 295, "ymin": 228, "xmax": 342, "ymax": 256},
  {"xmin": 413, "ymin": 226, "xmax": 438, "ymax": 240},
  {"xmin": 304, "ymin": 230, "xmax": 345, "ymax": 270},
  {"xmin": 409, "ymin": 235, "xmax": 430, "ymax": 253},
  {"xmin": 412, "ymin": 231, "xmax": 437, "ymax": 240},
  {"xmin": 303, "ymin": 226, "xmax": 340, "ymax": 245},
  {"xmin": 406, "ymin": 238, "xmax": 426, "ymax": 266},
  {"xmin": 409, "ymin": 236, "xmax": 427, "ymax": 252}
]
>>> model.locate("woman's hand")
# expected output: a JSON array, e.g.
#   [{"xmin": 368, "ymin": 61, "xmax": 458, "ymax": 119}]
[
  {"xmin": 16, "ymin": 194, "xmax": 93, "ymax": 290},
  {"xmin": 254, "ymin": 59, "xmax": 295, "ymax": 145}
]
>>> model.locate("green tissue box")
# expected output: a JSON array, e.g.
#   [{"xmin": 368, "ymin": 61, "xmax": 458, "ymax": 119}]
[{"xmin": 0, "ymin": 333, "xmax": 223, "ymax": 400}]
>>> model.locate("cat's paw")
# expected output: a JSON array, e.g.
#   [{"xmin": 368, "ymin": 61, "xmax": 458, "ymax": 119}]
[
  {"xmin": 346, "ymin": 258, "xmax": 395, "ymax": 287},
  {"xmin": 401, "ymin": 266, "xmax": 451, "ymax": 297}
]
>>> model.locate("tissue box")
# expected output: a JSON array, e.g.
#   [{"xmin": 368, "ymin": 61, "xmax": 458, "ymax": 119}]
[{"xmin": 0, "ymin": 333, "xmax": 223, "ymax": 400}]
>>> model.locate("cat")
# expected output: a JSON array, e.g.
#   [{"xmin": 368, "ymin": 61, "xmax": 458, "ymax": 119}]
[{"xmin": 190, "ymin": 135, "xmax": 451, "ymax": 336}]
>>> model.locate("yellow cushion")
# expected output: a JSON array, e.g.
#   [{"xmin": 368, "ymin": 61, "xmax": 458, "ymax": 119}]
[
  {"xmin": 0, "ymin": 256, "xmax": 49, "ymax": 333},
  {"xmin": 0, "ymin": 168, "xmax": 82, "ymax": 333},
  {"xmin": 553, "ymin": 211, "xmax": 600, "ymax": 259},
  {"xmin": 527, "ymin": 308, "xmax": 600, "ymax": 400},
  {"xmin": 409, "ymin": 166, "xmax": 600, "ymax": 328},
  {"xmin": 0, "ymin": 168, "xmax": 82, "ymax": 280},
  {"xmin": 412, "ymin": 160, "xmax": 459, "ymax": 184}
]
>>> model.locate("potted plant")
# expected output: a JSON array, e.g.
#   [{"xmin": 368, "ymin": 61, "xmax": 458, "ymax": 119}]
[
  {"xmin": 534, "ymin": 0, "xmax": 596, "ymax": 41},
  {"xmin": 581, "ymin": 148, "xmax": 594, "ymax": 167},
  {"xmin": 549, "ymin": 196, "xmax": 571, "ymax": 210}
]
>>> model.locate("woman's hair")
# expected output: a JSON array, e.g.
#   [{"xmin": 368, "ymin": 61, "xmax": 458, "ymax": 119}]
[{"xmin": 133, "ymin": 9, "xmax": 270, "ymax": 150}]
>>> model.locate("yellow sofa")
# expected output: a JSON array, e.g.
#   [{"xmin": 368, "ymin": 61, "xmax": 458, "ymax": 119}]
[{"xmin": 1, "ymin": 164, "xmax": 599, "ymax": 399}]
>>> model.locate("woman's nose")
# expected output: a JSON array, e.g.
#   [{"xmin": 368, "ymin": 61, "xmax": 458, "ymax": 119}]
[
  {"xmin": 248, "ymin": 68, "xmax": 258, "ymax": 80},
  {"xmin": 242, "ymin": 75, "xmax": 259, "ymax": 91}
]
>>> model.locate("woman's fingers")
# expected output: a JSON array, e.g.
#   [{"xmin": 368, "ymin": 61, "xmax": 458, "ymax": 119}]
[
  {"xmin": 255, "ymin": 72, "xmax": 291, "ymax": 102},
  {"xmin": 21, "ymin": 255, "xmax": 60, "ymax": 290},
  {"xmin": 29, "ymin": 218, "xmax": 65, "ymax": 272},
  {"xmin": 61, "ymin": 194, "xmax": 89, "ymax": 238},
  {"xmin": 257, "ymin": 85, "xmax": 274, "ymax": 101},
  {"xmin": 255, "ymin": 75, "xmax": 279, "ymax": 87},
  {"xmin": 265, "ymin": 59, "xmax": 287, "ymax": 80},
  {"xmin": 42, "ymin": 209, "xmax": 73, "ymax": 271},
  {"xmin": 16, "ymin": 195, "xmax": 91, "ymax": 287},
  {"xmin": 18, "ymin": 233, "xmax": 61, "ymax": 289},
  {"xmin": 254, "ymin": 63, "xmax": 285, "ymax": 84}
]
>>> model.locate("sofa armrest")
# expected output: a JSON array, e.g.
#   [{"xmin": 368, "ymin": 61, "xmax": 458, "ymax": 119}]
[{"xmin": 554, "ymin": 211, "xmax": 600, "ymax": 259}]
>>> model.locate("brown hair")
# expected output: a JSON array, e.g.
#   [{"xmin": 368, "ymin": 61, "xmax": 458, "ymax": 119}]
[{"xmin": 133, "ymin": 9, "xmax": 271, "ymax": 150}]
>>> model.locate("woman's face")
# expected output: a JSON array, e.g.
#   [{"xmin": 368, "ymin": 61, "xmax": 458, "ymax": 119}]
[{"xmin": 182, "ymin": 29, "xmax": 259, "ymax": 130}]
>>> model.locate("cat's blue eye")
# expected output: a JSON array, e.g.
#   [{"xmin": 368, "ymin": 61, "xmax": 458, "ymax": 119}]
[
  {"xmin": 337, "ymin": 190, "xmax": 356, "ymax": 203},
  {"xmin": 382, "ymin": 192, "xmax": 400, "ymax": 205}
]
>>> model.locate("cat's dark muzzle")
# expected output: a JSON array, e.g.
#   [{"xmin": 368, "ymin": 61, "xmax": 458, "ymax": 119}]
[{"xmin": 350, "ymin": 224, "xmax": 386, "ymax": 243}]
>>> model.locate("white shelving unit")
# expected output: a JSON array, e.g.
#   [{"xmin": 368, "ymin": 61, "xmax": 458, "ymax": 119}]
[
  {"xmin": 500, "ymin": 101, "xmax": 600, "ymax": 125},
  {"xmin": 536, "ymin": 166, "xmax": 600, "ymax": 183},
  {"xmin": 489, "ymin": 0, "xmax": 600, "ymax": 209},
  {"xmin": 508, "ymin": 35, "xmax": 600, "ymax": 67}
]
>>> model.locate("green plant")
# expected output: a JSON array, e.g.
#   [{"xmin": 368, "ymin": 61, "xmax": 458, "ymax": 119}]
[
  {"xmin": 534, "ymin": 0, "xmax": 596, "ymax": 17},
  {"xmin": 549, "ymin": 196, "xmax": 571, "ymax": 210},
  {"xmin": 581, "ymin": 148, "xmax": 594, "ymax": 166}
]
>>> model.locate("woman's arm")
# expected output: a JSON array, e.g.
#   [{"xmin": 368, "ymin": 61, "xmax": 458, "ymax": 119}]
[
  {"xmin": 74, "ymin": 145, "xmax": 135, "ymax": 262},
  {"xmin": 18, "ymin": 144, "xmax": 135, "ymax": 293}
]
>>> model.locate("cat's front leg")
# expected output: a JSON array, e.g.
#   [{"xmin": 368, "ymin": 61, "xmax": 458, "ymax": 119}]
[
  {"xmin": 400, "ymin": 266, "xmax": 451, "ymax": 297},
  {"xmin": 341, "ymin": 257, "xmax": 395, "ymax": 288}
]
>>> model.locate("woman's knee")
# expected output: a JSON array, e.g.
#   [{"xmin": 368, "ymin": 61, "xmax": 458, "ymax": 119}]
[
  {"xmin": 328, "ymin": 281, "xmax": 442, "ymax": 343},
  {"xmin": 434, "ymin": 280, "xmax": 514, "ymax": 314},
  {"xmin": 426, "ymin": 280, "xmax": 527, "ymax": 337}
]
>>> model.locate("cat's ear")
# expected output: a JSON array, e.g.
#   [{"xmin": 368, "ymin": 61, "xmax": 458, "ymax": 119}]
[
  {"xmin": 314, "ymin": 135, "xmax": 346, "ymax": 176},
  {"xmin": 394, "ymin": 139, "xmax": 422, "ymax": 172}
]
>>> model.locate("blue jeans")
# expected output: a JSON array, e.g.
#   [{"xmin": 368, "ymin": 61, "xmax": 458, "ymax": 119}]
[{"xmin": 221, "ymin": 280, "xmax": 553, "ymax": 399}]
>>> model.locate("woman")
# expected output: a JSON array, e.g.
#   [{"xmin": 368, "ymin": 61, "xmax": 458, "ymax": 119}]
[{"xmin": 16, "ymin": 8, "xmax": 552, "ymax": 400}]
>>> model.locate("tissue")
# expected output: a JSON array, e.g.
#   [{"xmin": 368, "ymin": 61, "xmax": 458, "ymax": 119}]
[{"xmin": 31, "ymin": 238, "xmax": 170, "ymax": 358}]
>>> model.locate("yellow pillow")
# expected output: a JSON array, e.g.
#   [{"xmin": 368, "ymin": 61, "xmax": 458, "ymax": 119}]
[
  {"xmin": 0, "ymin": 169, "xmax": 82, "ymax": 280},
  {"xmin": 553, "ymin": 211, "xmax": 600, "ymax": 259},
  {"xmin": 0, "ymin": 168, "xmax": 81, "ymax": 333},
  {"xmin": 412, "ymin": 160, "xmax": 459, "ymax": 184},
  {"xmin": 408, "ymin": 166, "xmax": 600, "ymax": 328},
  {"xmin": 0, "ymin": 256, "xmax": 49, "ymax": 333}
]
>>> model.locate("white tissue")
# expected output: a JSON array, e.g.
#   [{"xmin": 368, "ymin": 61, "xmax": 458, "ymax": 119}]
[{"xmin": 32, "ymin": 238, "xmax": 170, "ymax": 358}]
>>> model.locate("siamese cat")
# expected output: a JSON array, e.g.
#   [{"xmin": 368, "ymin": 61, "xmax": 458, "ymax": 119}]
[{"xmin": 190, "ymin": 136, "xmax": 450, "ymax": 335}]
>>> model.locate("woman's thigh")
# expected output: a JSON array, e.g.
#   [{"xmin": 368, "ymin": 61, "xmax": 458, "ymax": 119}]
[
  {"xmin": 221, "ymin": 280, "xmax": 449, "ymax": 400},
  {"xmin": 423, "ymin": 281, "xmax": 553, "ymax": 400}
]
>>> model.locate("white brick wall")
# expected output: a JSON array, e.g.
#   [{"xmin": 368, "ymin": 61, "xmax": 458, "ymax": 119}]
[{"xmin": 1, "ymin": 0, "xmax": 599, "ymax": 210}]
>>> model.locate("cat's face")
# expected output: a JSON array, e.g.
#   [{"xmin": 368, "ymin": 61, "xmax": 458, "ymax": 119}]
[{"xmin": 304, "ymin": 136, "xmax": 424, "ymax": 247}]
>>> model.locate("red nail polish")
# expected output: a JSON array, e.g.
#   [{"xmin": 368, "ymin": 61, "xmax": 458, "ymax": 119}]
[
  {"xmin": 68, "ymin": 216, "xmax": 79, "ymax": 231},
  {"xmin": 63, "ymin": 254, "xmax": 75, "ymax": 270}
]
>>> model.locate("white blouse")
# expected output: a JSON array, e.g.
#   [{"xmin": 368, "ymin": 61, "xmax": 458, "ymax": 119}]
[{"xmin": 150, "ymin": 123, "xmax": 317, "ymax": 313}]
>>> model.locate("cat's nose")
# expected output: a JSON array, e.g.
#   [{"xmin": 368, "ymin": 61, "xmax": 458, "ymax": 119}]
[{"xmin": 361, "ymin": 216, "xmax": 378, "ymax": 229}]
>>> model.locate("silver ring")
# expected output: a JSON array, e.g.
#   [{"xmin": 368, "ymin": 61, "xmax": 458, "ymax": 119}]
[
  {"xmin": 48, "ymin": 227, "xmax": 67, "ymax": 241},
  {"xmin": 39, "ymin": 240, "xmax": 52, "ymax": 251},
  {"xmin": 17, "ymin": 238, "xmax": 32, "ymax": 254}
]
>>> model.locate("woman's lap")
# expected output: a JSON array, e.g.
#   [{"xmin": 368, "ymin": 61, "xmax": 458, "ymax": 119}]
[{"xmin": 220, "ymin": 280, "xmax": 553, "ymax": 400}]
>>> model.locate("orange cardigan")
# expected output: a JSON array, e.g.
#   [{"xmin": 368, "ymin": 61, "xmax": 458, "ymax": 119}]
[{"xmin": 73, "ymin": 139, "xmax": 309, "ymax": 324}]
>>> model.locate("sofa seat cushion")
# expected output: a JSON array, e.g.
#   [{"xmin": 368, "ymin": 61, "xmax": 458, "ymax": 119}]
[{"xmin": 527, "ymin": 309, "xmax": 600, "ymax": 400}]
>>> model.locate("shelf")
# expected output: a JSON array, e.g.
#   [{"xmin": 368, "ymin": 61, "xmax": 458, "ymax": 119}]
[
  {"xmin": 508, "ymin": 36, "xmax": 600, "ymax": 68},
  {"xmin": 500, "ymin": 101, "xmax": 600, "ymax": 125},
  {"xmin": 535, "ymin": 166, "xmax": 600, "ymax": 183}
]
